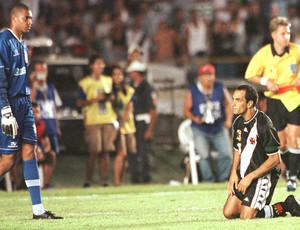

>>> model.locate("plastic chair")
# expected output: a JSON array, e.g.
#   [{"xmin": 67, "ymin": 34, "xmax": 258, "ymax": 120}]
[{"xmin": 177, "ymin": 119, "xmax": 200, "ymax": 185}]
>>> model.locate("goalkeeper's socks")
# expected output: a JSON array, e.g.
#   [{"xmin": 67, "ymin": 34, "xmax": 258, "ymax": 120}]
[
  {"xmin": 256, "ymin": 203, "xmax": 286, "ymax": 218},
  {"xmin": 23, "ymin": 159, "xmax": 45, "ymax": 215}
]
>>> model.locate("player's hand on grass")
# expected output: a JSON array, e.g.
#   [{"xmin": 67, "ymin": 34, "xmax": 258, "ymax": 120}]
[{"xmin": 1, "ymin": 106, "xmax": 18, "ymax": 139}]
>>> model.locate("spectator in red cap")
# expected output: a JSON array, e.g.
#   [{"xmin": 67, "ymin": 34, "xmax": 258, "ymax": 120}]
[
  {"xmin": 198, "ymin": 63, "xmax": 216, "ymax": 75},
  {"xmin": 183, "ymin": 63, "xmax": 233, "ymax": 182}
]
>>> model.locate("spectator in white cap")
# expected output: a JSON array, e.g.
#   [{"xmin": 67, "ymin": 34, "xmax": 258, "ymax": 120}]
[
  {"xmin": 126, "ymin": 61, "xmax": 157, "ymax": 184},
  {"xmin": 126, "ymin": 60, "xmax": 146, "ymax": 73}
]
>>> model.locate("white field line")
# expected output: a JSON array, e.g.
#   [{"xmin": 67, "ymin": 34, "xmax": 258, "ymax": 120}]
[
  {"xmin": 160, "ymin": 207, "xmax": 216, "ymax": 213},
  {"xmin": 66, "ymin": 211, "xmax": 121, "ymax": 217},
  {"xmin": 65, "ymin": 207, "xmax": 214, "ymax": 217},
  {"xmin": 16, "ymin": 190, "xmax": 212, "ymax": 201}
]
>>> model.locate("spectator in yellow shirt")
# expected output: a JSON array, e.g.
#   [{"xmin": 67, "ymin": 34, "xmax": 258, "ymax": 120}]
[
  {"xmin": 77, "ymin": 55, "xmax": 118, "ymax": 187},
  {"xmin": 111, "ymin": 65, "xmax": 136, "ymax": 186}
]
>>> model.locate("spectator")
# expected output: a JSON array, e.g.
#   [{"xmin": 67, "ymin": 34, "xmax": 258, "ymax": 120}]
[
  {"xmin": 211, "ymin": 20, "xmax": 237, "ymax": 57},
  {"xmin": 170, "ymin": 7, "xmax": 188, "ymax": 64},
  {"xmin": 183, "ymin": 63, "xmax": 232, "ymax": 182},
  {"xmin": 1, "ymin": 0, "xmax": 300, "ymax": 65},
  {"xmin": 32, "ymin": 102, "xmax": 57, "ymax": 189},
  {"xmin": 109, "ymin": 13, "xmax": 127, "ymax": 62},
  {"xmin": 245, "ymin": 16, "xmax": 300, "ymax": 192},
  {"xmin": 287, "ymin": 3, "xmax": 300, "ymax": 41},
  {"xmin": 193, "ymin": 0, "xmax": 214, "ymax": 23},
  {"xmin": 29, "ymin": 60, "xmax": 62, "ymax": 156},
  {"xmin": 113, "ymin": 0, "xmax": 130, "ymax": 24},
  {"xmin": 30, "ymin": 15, "xmax": 52, "ymax": 38},
  {"xmin": 77, "ymin": 54, "xmax": 117, "ymax": 187},
  {"xmin": 183, "ymin": 9, "xmax": 210, "ymax": 59},
  {"xmin": 126, "ymin": 44, "xmax": 154, "ymax": 85},
  {"xmin": 94, "ymin": 10, "xmax": 113, "ymax": 57},
  {"xmin": 111, "ymin": 65, "xmax": 136, "ymax": 186},
  {"xmin": 151, "ymin": 20, "xmax": 179, "ymax": 63},
  {"xmin": 245, "ymin": 1, "xmax": 265, "ymax": 55},
  {"xmin": 126, "ymin": 61, "xmax": 157, "ymax": 183},
  {"xmin": 126, "ymin": 14, "xmax": 151, "ymax": 63},
  {"xmin": 230, "ymin": 10, "xmax": 247, "ymax": 56},
  {"xmin": 211, "ymin": 19, "xmax": 238, "ymax": 77},
  {"xmin": 127, "ymin": 44, "xmax": 143, "ymax": 65}
]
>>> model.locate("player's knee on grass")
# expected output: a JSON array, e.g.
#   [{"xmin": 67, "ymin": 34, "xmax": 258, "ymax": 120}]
[
  {"xmin": 239, "ymin": 209, "xmax": 257, "ymax": 219},
  {"xmin": 223, "ymin": 207, "xmax": 240, "ymax": 219},
  {"xmin": 223, "ymin": 196, "xmax": 241, "ymax": 219}
]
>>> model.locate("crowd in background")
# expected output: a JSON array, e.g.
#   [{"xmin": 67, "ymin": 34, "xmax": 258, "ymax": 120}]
[{"xmin": 1, "ymin": 0, "xmax": 300, "ymax": 65}]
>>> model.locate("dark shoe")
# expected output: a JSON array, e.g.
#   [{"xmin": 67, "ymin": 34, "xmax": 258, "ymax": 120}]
[
  {"xmin": 100, "ymin": 182, "xmax": 109, "ymax": 187},
  {"xmin": 43, "ymin": 184, "xmax": 54, "ymax": 190},
  {"xmin": 284, "ymin": 195, "xmax": 300, "ymax": 217},
  {"xmin": 33, "ymin": 210, "xmax": 63, "ymax": 219},
  {"xmin": 83, "ymin": 182, "xmax": 91, "ymax": 188}
]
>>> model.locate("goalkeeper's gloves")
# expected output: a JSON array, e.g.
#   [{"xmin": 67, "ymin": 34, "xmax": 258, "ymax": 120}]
[{"xmin": 1, "ymin": 106, "xmax": 18, "ymax": 139}]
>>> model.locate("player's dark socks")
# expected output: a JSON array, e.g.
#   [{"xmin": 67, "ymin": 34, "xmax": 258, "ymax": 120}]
[
  {"xmin": 280, "ymin": 150, "xmax": 289, "ymax": 170},
  {"xmin": 256, "ymin": 203, "xmax": 286, "ymax": 218},
  {"xmin": 288, "ymin": 152, "xmax": 300, "ymax": 175}
]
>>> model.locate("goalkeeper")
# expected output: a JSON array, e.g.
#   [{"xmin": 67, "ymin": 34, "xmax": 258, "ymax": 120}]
[{"xmin": 0, "ymin": 3, "xmax": 62, "ymax": 219}]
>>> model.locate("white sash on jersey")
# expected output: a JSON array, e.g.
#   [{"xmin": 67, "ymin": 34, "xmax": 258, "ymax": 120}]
[{"xmin": 240, "ymin": 119, "xmax": 258, "ymax": 178}]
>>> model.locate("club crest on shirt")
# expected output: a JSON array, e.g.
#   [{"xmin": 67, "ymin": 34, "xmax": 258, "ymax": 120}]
[
  {"xmin": 236, "ymin": 129, "xmax": 242, "ymax": 141},
  {"xmin": 290, "ymin": 64, "xmax": 298, "ymax": 73},
  {"xmin": 249, "ymin": 137, "xmax": 255, "ymax": 145}
]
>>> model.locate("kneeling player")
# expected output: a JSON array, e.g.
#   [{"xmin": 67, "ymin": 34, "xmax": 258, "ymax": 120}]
[{"xmin": 223, "ymin": 85, "xmax": 300, "ymax": 219}]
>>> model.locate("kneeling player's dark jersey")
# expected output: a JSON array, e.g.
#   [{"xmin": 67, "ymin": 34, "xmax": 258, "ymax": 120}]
[{"xmin": 232, "ymin": 110, "xmax": 280, "ymax": 178}]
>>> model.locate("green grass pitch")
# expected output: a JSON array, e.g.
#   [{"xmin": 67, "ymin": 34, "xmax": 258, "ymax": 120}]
[{"xmin": 0, "ymin": 182, "xmax": 299, "ymax": 230}]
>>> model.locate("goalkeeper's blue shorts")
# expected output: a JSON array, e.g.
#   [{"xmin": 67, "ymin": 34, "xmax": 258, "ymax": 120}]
[{"xmin": 0, "ymin": 96, "xmax": 37, "ymax": 154}]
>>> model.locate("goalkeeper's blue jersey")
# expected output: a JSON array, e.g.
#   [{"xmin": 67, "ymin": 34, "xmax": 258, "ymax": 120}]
[{"xmin": 0, "ymin": 29, "xmax": 30, "ymax": 108}]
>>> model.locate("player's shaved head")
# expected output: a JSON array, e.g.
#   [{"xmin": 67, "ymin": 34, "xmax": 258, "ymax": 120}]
[{"xmin": 10, "ymin": 3, "xmax": 30, "ymax": 18}]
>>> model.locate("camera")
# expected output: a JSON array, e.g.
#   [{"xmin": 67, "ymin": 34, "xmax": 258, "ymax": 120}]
[{"xmin": 34, "ymin": 73, "xmax": 47, "ymax": 81}]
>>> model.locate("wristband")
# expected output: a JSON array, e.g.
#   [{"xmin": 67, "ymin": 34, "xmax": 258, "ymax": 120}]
[
  {"xmin": 1, "ymin": 106, "xmax": 12, "ymax": 115},
  {"xmin": 260, "ymin": 76, "xmax": 269, "ymax": 86}
]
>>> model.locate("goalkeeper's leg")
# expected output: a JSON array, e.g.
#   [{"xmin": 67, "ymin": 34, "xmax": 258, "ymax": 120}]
[{"xmin": 22, "ymin": 143, "xmax": 45, "ymax": 216}]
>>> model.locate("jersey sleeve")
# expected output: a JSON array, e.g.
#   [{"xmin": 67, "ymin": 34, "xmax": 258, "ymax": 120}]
[
  {"xmin": 0, "ymin": 53, "xmax": 9, "ymax": 108},
  {"xmin": 232, "ymin": 118, "xmax": 240, "ymax": 151},
  {"xmin": 260, "ymin": 116, "xmax": 280, "ymax": 154}
]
